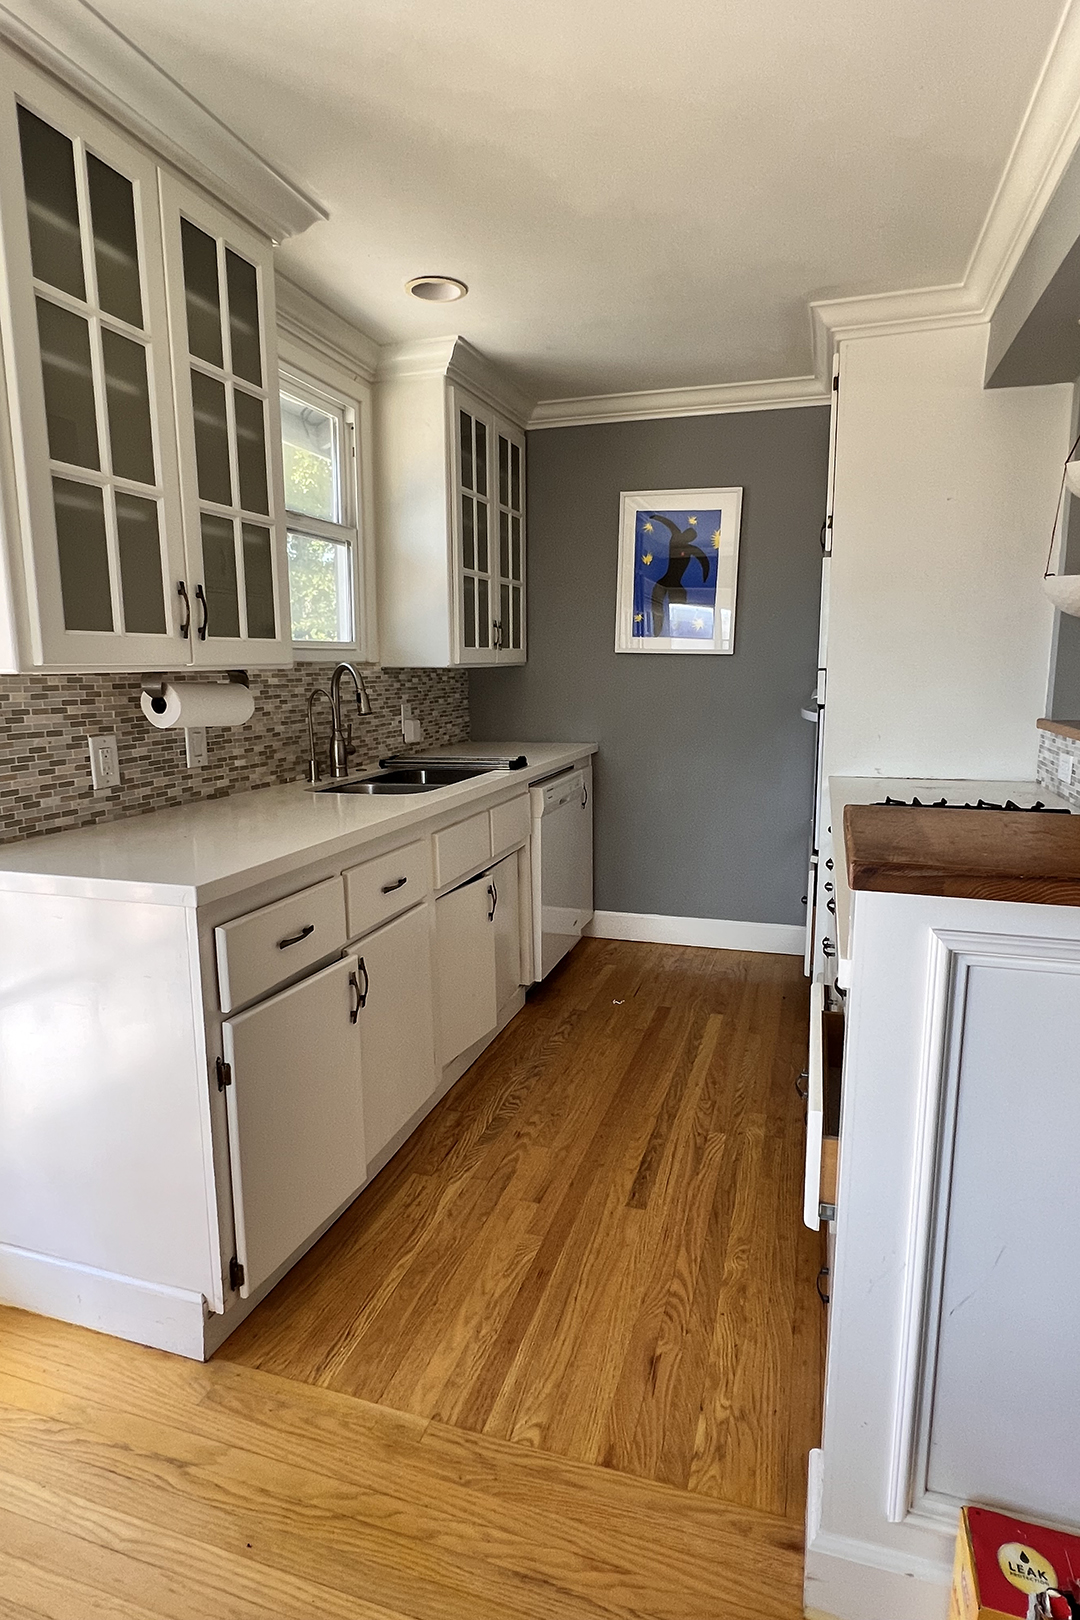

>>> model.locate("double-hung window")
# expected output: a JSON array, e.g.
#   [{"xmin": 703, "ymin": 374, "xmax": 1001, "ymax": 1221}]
[{"xmin": 280, "ymin": 369, "xmax": 363, "ymax": 654}]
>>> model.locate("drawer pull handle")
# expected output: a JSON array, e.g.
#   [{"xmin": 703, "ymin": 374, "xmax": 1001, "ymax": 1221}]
[
  {"xmin": 816, "ymin": 1265, "xmax": 830, "ymax": 1307},
  {"xmin": 348, "ymin": 969, "xmax": 362, "ymax": 1023},
  {"xmin": 278, "ymin": 924, "xmax": 315, "ymax": 950},
  {"xmin": 380, "ymin": 876, "xmax": 408, "ymax": 894},
  {"xmin": 357, "ymin": 957, "xmax": 369, "ymax": 1009},
  {"xmin": 795, "ymin": 1069, "xmax": 809, "ymax": 1100}
]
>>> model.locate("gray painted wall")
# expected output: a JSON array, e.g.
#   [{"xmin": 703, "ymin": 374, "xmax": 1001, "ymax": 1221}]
[{"xmin": 469, "ymin": 407, "xmax": 830, "ymax": 926}]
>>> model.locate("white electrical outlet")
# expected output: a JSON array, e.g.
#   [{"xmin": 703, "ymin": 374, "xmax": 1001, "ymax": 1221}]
[
  {"xmin": 1057, "ymin": 753, "xmax": 1075, "ymax": 786},
  {"xmin": 185, "ymin": 726, "xmax": 208, "ymax": 769},
  {"xmin": 401, "ymin": 699, "xmax": 423, "ymax": 745},
  {"xmin": 87, "ymin": 734, "xmax": 120, "ymax": 791}
]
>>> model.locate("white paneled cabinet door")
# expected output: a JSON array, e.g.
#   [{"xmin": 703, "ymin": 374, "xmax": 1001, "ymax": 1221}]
[
  {"xmin": 491, "ymin": 851, "xmax": 521, "ymax": 1015},
  {"xmin": 0, "ymin": 57, "xmax": 188, "ymax": 667},
  {"xmin": 434, "ymin": 872, "xmax": 498, "ymax": 1064},
  {"xmin": 222, "ymin": 955, "xmax": 366, "ymax": 1298},
  {"xmin": 160, "ymin": 173, "xmax": 292, "ymax": 665},
  {"xmin": 494, "ymin": 418, "xmax": 525, "ymax": 662},
  {"xmin": 353, "ymin": 904, "xmax": 437, "ymax": 1167},
  {"xmin": 453, "ymin": 389, "xmax": 497, "ymax": 665},
  {"xmin": 451, "ymin": 390, "xmax": 527, "ymax": 665}
]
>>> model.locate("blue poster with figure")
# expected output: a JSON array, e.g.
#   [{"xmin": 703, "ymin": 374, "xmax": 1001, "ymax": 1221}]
[{"xmin": 616, "ymin": 488, "xmax": 742, "ymax": 654}]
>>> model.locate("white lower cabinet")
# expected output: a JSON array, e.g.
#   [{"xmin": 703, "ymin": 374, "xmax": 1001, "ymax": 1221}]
[
  {"xmin": 434, "ymin": 871, "xmax": 498, "ymax": 1065},
  {"xmin": 222, "ymin": 954, "xmax": 366, "ymax": 1298},
  {"xmin": 352, "ymin": 905, "xmax": 437, "ymax": 1168},
  {"xmin": 491, "ymin": 852, "xmax": 522, "ymax": 1016}
]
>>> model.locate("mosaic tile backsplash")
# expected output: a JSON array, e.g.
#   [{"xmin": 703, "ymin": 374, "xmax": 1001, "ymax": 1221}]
[
  {"xmin": 0, "ymin": 665, "xmax": 470, "ymax": 845},
  {"xmin": 1036, "ymin": 723, "xmax": 1080, "ymax": 811}
]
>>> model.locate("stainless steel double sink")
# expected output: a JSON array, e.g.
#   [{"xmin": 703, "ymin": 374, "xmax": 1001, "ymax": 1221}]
[{"xmin": 316, "ymin": 764, "xmax": 493, "ymax": 795}]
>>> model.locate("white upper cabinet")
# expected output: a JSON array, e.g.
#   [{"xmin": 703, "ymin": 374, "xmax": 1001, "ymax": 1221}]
[
  {"xmin": 0, "ymin": 55, "xmax": 186, "ymax": 669},
  {"xmin": 0, "ymin": 52, "xmax": 290, "ymax": 671},
  {"xmin": 455, "ymin": 391, "xmax": 526, "ymax": 664},
  {"xmin": 375, "ymin": 339, "xmax": 528, "ymax": 668},
  {"xmin": 160, "ymin": 175, "xmax": 290, "ymax": 665}
]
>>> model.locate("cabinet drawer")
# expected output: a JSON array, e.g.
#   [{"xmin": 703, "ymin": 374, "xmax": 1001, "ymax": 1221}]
[
  {"xmin": 433, "ymin": 811, "xmax": 492, "ymax": 889},
  {"xmin": 344, "ymin": 840, "xmax": 431, "ymax": 939},
  {"xmin": 216, "ymin": 876, "xmax": 347, "ymax": 1013},
  {"xmin": 490, "ymin": 793, "xmax": 530, "ymax": 860}
]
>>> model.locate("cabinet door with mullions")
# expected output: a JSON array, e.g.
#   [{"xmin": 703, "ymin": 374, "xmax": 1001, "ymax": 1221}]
[
  {"xmin": 453, "ymin": 388, "xmax": 503, "ymax": 665},
  {"xmin": 161, "ymin": 173, "xmax": 291, "ymax": 666},
  {"xmin": 495, "ymin": 417, "xmax": 526, "ymax": 662},
  {"xmin": 0, "ymin": 57, "xmax": 187, "ymax": 665}
]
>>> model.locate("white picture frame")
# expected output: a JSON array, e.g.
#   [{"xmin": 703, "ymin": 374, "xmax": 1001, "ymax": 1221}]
[{"xmin": 614, "ymin": 486, "xmax": 742, "ymax": 654}]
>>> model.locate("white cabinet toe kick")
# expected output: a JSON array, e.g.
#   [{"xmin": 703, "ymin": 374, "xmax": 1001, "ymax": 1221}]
[{"xmin": 0, "ymin": 749, "xmax": 594, "ymax": 1358}]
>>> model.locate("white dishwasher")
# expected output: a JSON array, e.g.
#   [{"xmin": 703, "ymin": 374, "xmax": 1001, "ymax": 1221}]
[{"xmin": 530, "ymin": 764, "xmax": 593, "ymax": 979}]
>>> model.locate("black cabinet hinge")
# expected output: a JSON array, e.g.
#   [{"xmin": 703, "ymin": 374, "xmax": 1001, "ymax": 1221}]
[
  {"xmin": 229, "ymin": 1256, "xmax": 245, "ymax": 1291},
  {"xmin": 216, "ymin": 1057, "xmax": 232, "ymax": 1090}
]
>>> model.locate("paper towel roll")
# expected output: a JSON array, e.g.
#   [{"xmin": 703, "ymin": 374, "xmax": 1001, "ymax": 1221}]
[{"xmin": 141, "ymin": 680, "xmax": 255, "ymax": 730}]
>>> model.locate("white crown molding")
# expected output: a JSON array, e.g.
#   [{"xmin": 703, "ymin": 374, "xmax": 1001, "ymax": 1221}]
[
  {"xmin": 446, "ymin": 337, "xmax": 534, "ymax": 426},
  {"xmin": 0, "ymin": 0, "xmax": 326, "ymax": 241},
  {"xmin": 376, "ymin": 335, "xmax": 460, "ymax": 383},
  {"xmin": 377, "ymin": 335, "xmax": 534, "ymax": 426},
  {"xmin": 528, "ymin": 374, "xmax": 829, "ymax": 429},
  {"xmin": 275, "ymin": 276, "xmax": 380, "ymax": 385},
  {"xmin": 810, "ymin": 0, "xmax": 1080, "ymax": 373}
]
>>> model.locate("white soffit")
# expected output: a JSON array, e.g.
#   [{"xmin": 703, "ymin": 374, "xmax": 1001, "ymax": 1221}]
[{"xmin": 0, "ymin": 0, "xmax": 326, "ymax": 240}]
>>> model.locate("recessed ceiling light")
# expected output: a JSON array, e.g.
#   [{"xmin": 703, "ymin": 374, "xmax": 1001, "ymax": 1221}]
[{"xmin": 406, "ymin": 275, "xmax": 468, "ymax": 303}]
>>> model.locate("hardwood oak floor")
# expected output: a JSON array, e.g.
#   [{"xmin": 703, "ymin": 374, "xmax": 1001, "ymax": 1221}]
[
  {"xmin": 221, "ymin": 939, "xmax": 825, "ymax": 1518},
  {"xmin": 0, "ymin": 940, "xmax": 823, "ymax": 1619}
]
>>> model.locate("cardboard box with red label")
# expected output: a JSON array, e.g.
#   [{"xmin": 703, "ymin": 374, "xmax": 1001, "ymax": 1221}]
[{"xmin": 951, "ymin": 1507, "xmax": 1080, "ymax": 1620}]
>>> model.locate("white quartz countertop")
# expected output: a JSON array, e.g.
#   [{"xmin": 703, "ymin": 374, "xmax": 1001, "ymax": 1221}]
[
  {"xmin": 0, "ymin": 741, "xmax": 595, "ymax": 906},
  {"xmin": 829, "ymin": 776, "xmax": 1075, "ymax": 986}
]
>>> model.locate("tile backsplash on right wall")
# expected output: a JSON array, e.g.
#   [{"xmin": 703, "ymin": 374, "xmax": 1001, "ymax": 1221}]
[{"xmin": 1036, "ymin": 721, "xmax": 1080, "ymax": 809}]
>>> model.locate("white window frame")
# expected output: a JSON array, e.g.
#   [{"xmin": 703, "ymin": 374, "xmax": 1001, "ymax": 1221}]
[{"xmin": 277, "ymin": 348, "xmax": 375, "ymax": 663}]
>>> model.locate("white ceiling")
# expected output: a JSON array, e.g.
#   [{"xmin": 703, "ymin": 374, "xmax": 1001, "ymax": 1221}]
[{"xmin": 88, "ymin": 0, "xmax": 1068, "ymax": 403}]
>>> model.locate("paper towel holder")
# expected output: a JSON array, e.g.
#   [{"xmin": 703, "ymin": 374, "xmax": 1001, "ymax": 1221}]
[{"xmin": 141, "ymin": 669, "xmax": 249, "ymax": 703}]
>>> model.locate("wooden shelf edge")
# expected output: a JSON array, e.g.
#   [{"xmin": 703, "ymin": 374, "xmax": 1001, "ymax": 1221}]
[{"xmin": 1038, "ymin": 717, "xmax": 1080, "ymax": 742}]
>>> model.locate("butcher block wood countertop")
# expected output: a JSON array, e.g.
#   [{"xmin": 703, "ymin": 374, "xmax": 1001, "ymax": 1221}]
[{"xmin": 844, "ymin": 803, "xmax": 1080, "ymax": 907}]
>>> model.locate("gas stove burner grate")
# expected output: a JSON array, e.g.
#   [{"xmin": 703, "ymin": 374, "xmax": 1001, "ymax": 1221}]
[{"xmin": 875, "ymin": 795, "xmax": 1070, "ymax": 813}]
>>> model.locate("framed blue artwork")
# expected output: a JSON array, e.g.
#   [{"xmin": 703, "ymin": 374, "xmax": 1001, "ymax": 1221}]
[{"xmin": 615, "ymin": 487, "xmax": 742, "ymax": 654}]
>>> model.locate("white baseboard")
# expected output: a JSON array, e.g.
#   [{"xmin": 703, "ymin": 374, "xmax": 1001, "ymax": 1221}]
[
  {"xmin": 585, "ymin": 910, "xmax": 806, "ymax": 955},
  {"xmin": 0, "ymin": 1242, "xmax": 207, "ymax": 1359},
  {"xmin": 804, "ymin": 1532, "xmax": 952, "ymax": 1620}
]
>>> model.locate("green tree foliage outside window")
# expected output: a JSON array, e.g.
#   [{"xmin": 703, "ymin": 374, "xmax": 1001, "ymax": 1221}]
[
  {"xmin": 288, "ymin": 533, "xmax": 345, "ymax": 642},
  {"xmin": 285, "ymin": 441, "xmax": 350, "ymax": 642}
]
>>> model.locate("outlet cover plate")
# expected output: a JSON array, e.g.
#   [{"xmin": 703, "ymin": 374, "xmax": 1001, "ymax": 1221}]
[
  {"xmin": 88, "ymin": 734, "xmax": 120, "ymax": 791},
  {"xmin": 185, "ymin": 727, "xmax": 208, "ymax": 768}
]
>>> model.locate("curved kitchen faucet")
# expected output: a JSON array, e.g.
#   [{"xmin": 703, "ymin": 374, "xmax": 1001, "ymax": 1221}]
[
  {"xmin": 306, "ymin": 663, "xmax": 373, "ymax": 783},
  {"xmin": 329, "ymin": 662, "xmax": 373, "ymax": 778}
]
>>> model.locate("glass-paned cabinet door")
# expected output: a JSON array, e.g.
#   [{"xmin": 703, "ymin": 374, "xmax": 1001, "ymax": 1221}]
[
  {"xmin": 0, "ymin": 59, "xmax": 187, "ymax": 666},
  {"xmin": 495, "ymin": 418, "xmax": 526, "ymax": 662},
  {"xmin": 454, "ymin": 393, "xmax": 496, "ymax": 663},
  {"xmin": 159, "ymin": 173, "xmax": 290, "ymax": 666}
]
